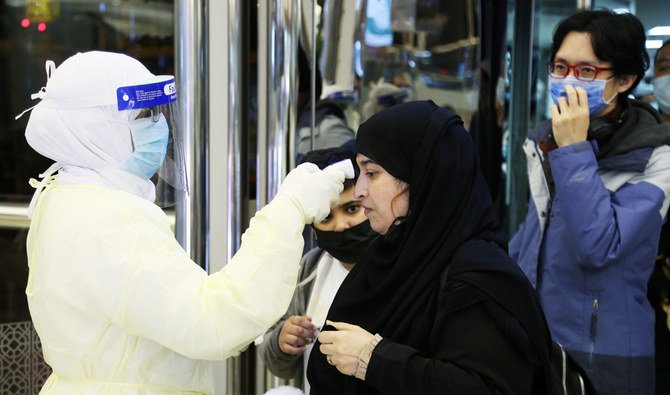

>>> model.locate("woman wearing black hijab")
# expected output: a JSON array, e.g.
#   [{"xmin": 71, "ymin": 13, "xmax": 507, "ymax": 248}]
[{"xmin": 306, "ymin": 100, "xmax": 555, "ymax": 394}]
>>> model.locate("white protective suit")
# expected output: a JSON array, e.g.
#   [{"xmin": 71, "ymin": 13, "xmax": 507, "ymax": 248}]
[{"xmin": 23, "ymin": 51, "xmax": 351, "ymax": 394}]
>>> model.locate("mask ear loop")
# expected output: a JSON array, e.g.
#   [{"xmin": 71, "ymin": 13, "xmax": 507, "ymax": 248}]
[
  {"xmin": 602, "ymin": 76, "xmax": 619, "ymax": 105},
  {"xmin": 15, "ymin": 60, "xmax": 56, "ymax": 120}
]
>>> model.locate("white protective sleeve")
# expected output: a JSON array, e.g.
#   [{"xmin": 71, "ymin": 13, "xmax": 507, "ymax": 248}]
[
  {"xmin": 27, "ymin": 161, "xmax": 351, "ymax": 363},
  {"xmin": 114, "ymin": 161, "xmax": 351, "ymax": 358},
  {"xmin": 115, "ymin": 194, "xmax": 307, "ymax": 360}
]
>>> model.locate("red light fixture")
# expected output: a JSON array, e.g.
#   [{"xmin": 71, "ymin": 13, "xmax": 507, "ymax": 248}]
[
  {"xmin": 20, "ymin": 18, "xmax": 30, "ymax": 28},
  {"xmin": 37, "ymin": 22, "xmax": 47, "ymax": 32}
]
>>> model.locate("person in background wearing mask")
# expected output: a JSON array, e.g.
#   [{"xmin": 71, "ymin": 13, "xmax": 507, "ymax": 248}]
[
  {"xmin": 510, "ymin": 10, "xmax": 670, "ymax": 394},
  {"xmin": 259, "ymin": 148, "xmax": 376, "ymax": 395},
  {"xmin": 650, "ymin": 38, "xmax": 670, "ymax": 395},
  {"xmin": 648, "ymin": 229, "xmax": 670, "ymax": 395},
  {"xmin": 21, "ymin": 51, "xmax": 352, "ymax": 394},
  {"xmin": 654, "ymin": 39, "xmax": 670, "ymax": 122}
]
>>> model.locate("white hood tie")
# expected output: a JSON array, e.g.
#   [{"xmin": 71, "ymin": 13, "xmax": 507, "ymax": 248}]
[
  {"xmin": 27, "ymin": 162, "xmax": 62, "ymax": 219},
  {"xmin": 15, "ymin": 60, "xmax": 55, "ymax": 121}
]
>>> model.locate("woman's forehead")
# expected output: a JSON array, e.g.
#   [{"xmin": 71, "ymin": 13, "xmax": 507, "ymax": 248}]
[{"xmin": 356, "ymin": 153, "xmax": 375, "ymax": 166}]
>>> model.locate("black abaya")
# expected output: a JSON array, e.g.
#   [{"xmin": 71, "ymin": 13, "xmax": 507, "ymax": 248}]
[{"xmin": 307, "ymin": 101, "xmax": 552, "ymax": 394}]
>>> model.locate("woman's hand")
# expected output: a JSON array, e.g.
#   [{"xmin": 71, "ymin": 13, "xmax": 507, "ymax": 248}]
[
  {"xmin": 551, "ymin": 84, "xmax": 590, "ymax": 147},
  {"xmin": 318, "ymin": 320, "xmax": 374, "ymax": 376},
  {"xmin": 278, "ymin": 315, "xmax": 317, "ymax": 355}
]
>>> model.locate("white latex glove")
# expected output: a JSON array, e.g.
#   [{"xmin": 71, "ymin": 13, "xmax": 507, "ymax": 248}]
[{"xmin": 277, "ymin": 159, "xmax": 354, "ymax": 224}]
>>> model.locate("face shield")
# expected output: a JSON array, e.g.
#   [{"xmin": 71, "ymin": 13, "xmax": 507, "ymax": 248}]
[{"xmin": 117, "ymin": 76, "xmax": 189, "ymax": 207}]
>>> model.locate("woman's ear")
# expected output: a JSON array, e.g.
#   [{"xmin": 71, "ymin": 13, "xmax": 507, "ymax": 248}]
[{"xmin": 615, "ymin": 74, "xmax": 636, "ymax": 93}]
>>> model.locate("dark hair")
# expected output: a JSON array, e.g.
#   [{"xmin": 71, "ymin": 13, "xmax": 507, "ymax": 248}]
[
  {"xmin": 656, "ymin": 39, "xmax": 670, "ymax": 65},
  {"xmin": 300, "ymin": 147, "xmax": 358, "ymax": 189},
  {"xmin": 550, "ymin": 9, "xmax": 649, "ymax": 95}
]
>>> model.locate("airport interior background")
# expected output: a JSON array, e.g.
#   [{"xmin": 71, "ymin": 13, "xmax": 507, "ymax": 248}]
[{"xmin": 0, "ymin": 0, "xmax": 669, "ymax": 393}]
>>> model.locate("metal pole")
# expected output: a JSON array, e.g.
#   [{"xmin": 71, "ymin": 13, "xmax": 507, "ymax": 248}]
[
  {"xmin": 506, "ymin": 0, "xmax": 533, "ymax": 237},
  {"xmin": 224, "ymin": 1, "xmax": 245, "ymax": 392},
  {"xmin": 310, "ymin": 0, "xmax": 317, "ymax": 153},
  {"xmin": 258, "ymin": 0, "xmax": 302, "ymax": 394},
  {"xmin": 226, "ymin": 0, "xmax": 242, "ymax": 270},
  {"xmin": 260, "ymin": 0, "xmax": 301, "ymax": 207},
  {"xmin": 257, "ymin": 0, "xmax": 302, "ymax": 392},
  {"xmin": 257, "ymin": 1, "xmax": 269, "ymax": 209},
  {"xmin": 321, "ymin": 0, "xmax": 342, "ymax": 83},
  {"xmin": 175, "ymin": 0, "xmax": 208, "ymax": 267}
]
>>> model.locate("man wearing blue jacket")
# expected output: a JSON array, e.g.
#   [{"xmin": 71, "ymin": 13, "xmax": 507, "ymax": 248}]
[{"xmin": 510, "ymin": 10, "xmax": 670, "ymax": 394}]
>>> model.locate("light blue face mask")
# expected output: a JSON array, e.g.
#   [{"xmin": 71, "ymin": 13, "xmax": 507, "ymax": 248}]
[
  {"xmin": 122, "ymin": 116, "xmax": 170, "ymax": 179},
  {"xmin": 653, "ymin": 74, "xmax": 670, "ymax": 115},
  {"xmin": 549, "ymin": 76, "xmax": 616, "ymax": 116}
]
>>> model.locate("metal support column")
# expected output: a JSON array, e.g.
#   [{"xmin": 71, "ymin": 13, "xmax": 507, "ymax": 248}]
[
  {"xmin": 257, "ymin": 0, "xmax": 302, "ymax": 393},
  {"xmin": 505, "ymin": 0, "xmax": 534, "ymax": 236},
  {"xmin": 257, "ymin": 0, "xmax": 301, "ymax": 207},
  {"xmin": 175, "ymin": 0, "xmax": 208, "ymax": 266}
]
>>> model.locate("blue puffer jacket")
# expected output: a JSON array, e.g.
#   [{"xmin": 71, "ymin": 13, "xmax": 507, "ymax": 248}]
[{"xmin": 510, "ymin": 103, "xmax": 670, "ymax": 395}]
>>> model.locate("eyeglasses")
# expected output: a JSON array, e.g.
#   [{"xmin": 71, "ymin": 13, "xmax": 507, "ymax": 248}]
[{"xmin": 546, "ymin": 61, "xmax": 613, "ymax": 82}]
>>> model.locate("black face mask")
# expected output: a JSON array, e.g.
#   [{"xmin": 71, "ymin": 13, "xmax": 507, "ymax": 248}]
[{"xmin": 313, "ymin": 220, "xmax": 377, "ymax": 263}]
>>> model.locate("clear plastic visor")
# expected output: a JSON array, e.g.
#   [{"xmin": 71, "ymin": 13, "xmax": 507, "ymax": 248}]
[{"xmin": 118, "ymin": 77, "xmax": 188, "ymax": 207}]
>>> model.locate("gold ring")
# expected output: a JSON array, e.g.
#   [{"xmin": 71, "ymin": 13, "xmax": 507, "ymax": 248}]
[{"xmin": 327, "ymin": 355, "xmax": 335, "ymax": 365}]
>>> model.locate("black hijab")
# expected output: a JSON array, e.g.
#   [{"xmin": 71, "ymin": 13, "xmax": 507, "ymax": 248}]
[{"xmin": 307, "ymin": 100, "xmax": 506, "ymax": 393}]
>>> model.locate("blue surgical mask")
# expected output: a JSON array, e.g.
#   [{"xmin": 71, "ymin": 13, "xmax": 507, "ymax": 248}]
[
  {"xmin": 549, "ymin": 76, "xmax": 616, "ymax": 116},
  {"xmin": 122, "ymin": 116, "xmax": 169, "ymax": 179},
  {"xmin": 653, "ymin": 74, "xmax": 670, "ymax": 115}
]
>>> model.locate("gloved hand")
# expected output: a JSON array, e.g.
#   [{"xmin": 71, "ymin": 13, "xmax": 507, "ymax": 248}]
[{"xmin": 277, "ymin": 159, "xmax": 355, "ymax": 224}]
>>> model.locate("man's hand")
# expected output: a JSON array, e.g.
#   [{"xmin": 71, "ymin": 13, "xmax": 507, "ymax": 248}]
[{"xmin": 551, "ymin": 84, "xmax": 590, "ymax": 147}]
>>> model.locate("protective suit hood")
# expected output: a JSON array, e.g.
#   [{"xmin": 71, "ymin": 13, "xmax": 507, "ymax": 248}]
[{"xmin": 25, "ymin": 51, "xmax": 158, "ymax": 205}]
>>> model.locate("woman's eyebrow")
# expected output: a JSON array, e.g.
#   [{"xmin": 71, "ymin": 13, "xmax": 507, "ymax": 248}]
[{"xmin": 359, "ymin": 159, "xmax": 377, "ymax": 166}]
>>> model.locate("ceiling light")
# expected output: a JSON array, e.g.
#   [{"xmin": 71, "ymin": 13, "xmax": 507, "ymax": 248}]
[
  {"xmin": 648, "ymin": 26, "xmax": 670, "ymax": 36},
  {"xmin": 646, "ymin": 39, "xmax": 664, "ymax": 49}
]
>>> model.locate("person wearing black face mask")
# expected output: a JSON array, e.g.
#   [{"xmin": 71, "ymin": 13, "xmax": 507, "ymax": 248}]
[{"xmin": 259, "ymin": 148, "xmax": 376, "ymax": 394}]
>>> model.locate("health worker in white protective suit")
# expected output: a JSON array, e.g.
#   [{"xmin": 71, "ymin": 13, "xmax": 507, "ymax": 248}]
[{"xmin": 19, "ymin": 51, "xmax": 353, "ymax": 394}]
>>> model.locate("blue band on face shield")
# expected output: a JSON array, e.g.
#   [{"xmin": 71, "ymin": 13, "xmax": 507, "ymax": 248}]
[
  {"xmin": 117, "ymin": 78, "xmax": 177, "ymax": 111},
  {"xmin": 122, "ymin": 117, "xmax": 170, "ymax": 179}
]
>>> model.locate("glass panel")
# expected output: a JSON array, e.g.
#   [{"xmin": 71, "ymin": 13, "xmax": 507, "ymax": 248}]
[
  {"xmin": 358, "ymin": 0, "xmax": 480, "ymax": 127},
  {"xmin": 532, "ymin": 1, "xmax": 578, "ymax": 127},
  {"xmin": 1, "ymin": 0, "xmax": 174, "ymax": 203},
  {"xmin": 355, "ymin": 0, "xmax": 510, "ymax": 217},
  {"xmin": 501, "ymin": 0, "xmax": 578, "ymax": 232}
]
